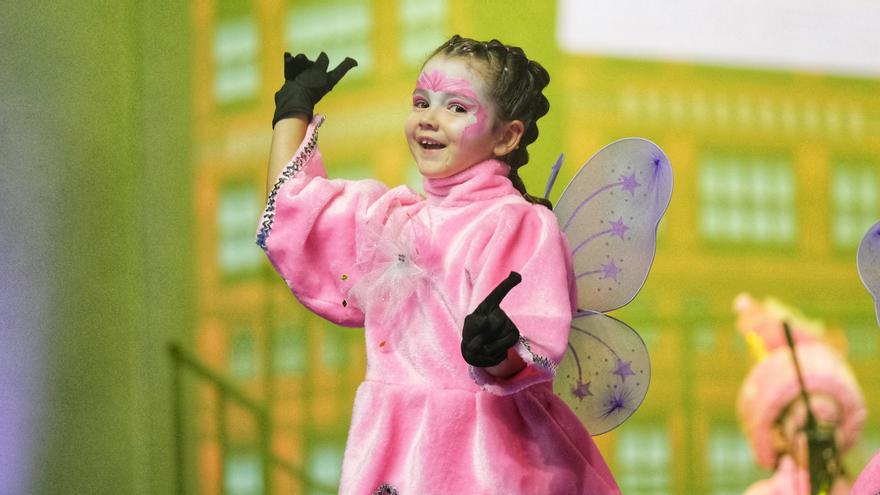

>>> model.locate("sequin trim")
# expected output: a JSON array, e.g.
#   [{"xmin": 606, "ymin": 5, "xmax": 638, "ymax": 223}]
[
  {"xmin": 520, "ymin": 336, "xmax": 558, "ymax": 370},
  {"xmin": 373, "ymin": 483, "xmax": 399, "ymax": 495},
  {"xmin": 256, "ymin": 116, "xmax": 324, "ymax": 249}
]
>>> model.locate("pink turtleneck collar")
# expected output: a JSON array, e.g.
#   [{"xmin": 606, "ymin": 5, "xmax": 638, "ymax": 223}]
[{"xmin": 422, "ymin": 159, "xmax": 518, "ymax": 206}]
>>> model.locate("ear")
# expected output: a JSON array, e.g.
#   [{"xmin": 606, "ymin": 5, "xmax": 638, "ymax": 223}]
[{"xmin": 493, "ymin": 120, "xmax": 524, "ymax": 158}]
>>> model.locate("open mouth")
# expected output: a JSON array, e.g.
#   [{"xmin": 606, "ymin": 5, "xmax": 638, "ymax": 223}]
[{"xmin": 418, "ymin": 138, "xmax": 446, "ymax": 150}]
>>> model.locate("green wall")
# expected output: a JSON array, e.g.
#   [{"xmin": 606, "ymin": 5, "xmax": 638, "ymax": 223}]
[{"xmin": 2, "ymin": 2, "xmax": 194, "ymax": 493}]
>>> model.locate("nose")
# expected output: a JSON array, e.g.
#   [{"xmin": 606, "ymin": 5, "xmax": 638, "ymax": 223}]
[{"xmin": 418, "ymin": 107, "xmax": 438, "ymax": 130}]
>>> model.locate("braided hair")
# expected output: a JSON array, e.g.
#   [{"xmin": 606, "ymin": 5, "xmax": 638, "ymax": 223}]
[{"xmin": 430, "ymin": 35, "xmax": 552, "ymax": 209}]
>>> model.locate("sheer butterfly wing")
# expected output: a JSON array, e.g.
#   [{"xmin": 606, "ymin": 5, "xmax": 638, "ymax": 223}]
[
  {"xmin": 549, "ymin": 138, "xmax": 672, "ymax": 435},
  {"xmin": 553, "ymin": 311, "xmax": 650, "ymax": 435},
  {"xmin": 857, "ymin": 220, "xmax": 880, "ymax": 327},
  {"xmin": 553, "ymin": 138, "xmax": 673, "ymax": 313}
]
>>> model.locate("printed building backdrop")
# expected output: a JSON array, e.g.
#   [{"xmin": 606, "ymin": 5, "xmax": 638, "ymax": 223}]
[
  {"xmin": 189, "ymin": 1, "xmax": 880, "ymax": 494},
  {"xmin": 4, "ymin": 1, "xmax": 876, "ymax": 494}
]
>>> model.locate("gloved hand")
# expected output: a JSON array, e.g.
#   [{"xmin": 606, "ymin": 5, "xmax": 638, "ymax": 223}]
[
  {"xmin": 272, "ymin": 51, "xmax": 358, "ymax": 127},
  {"xmin": 461, "ymin": 272, "xmax": 522, "ymax": 368}
]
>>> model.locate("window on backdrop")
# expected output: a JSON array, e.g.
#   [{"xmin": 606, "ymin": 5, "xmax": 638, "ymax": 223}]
[
  {"xmin": 224, "ymin": 449, "xmax": 263, "ymax": 495},
  {"xmin": 831, "ymin": 160, "xmax": 878, "ymax": 250},
  {"xmin": 231, "ymin": 329, "xmax": 257, "ymax": 380},
  {"xmin": 321, "ymin": 330, "xmax": 351, "ymax": 370},
  {"xmin": 616, "ymin": 422, "xmax": 671, "ymax": 494},
  {"xmin": 698, "ymin": 150, "xmax": 796, "ymax": 246},
  {"xmin": 275, "ymin": 322, "xmax": 307, "ymax": 375},
  {"xmin": 693, "ymin": 323, "xmax": 717, "ymax": 353},
  {"xmin": 218, "ymin": 182, "xmax": 263, "ymax": 278},
  {"xmin": 214, "ymin": 0, "xmax": 259, "ymax": 106},
  {"xmin": 399, "ymin": 0, "xmax": 447, "ymax": 67},
  {"xmin": 708, "ymin": 424, "xmax": 762, "ymax": 495},
  {"xmin": 307, "ymin": 440, "xmax": 345, "ymax": 490},
  {"xmin": 286, "ymin": 1, "xmax": 372, "ymax": 81}
]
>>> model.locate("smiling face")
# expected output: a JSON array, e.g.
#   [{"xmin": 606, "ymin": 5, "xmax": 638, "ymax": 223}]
[{"xmin": 405, "ymin": 56, "xmax": 512, "ymax": 179}]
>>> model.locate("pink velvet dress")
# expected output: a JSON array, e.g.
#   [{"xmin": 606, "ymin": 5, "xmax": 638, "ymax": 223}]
[{"xmin": 258, "ymin": 117, "xmax": 620, "ymax": 494}]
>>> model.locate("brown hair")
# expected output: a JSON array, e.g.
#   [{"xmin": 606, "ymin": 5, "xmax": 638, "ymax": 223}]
[{"xmin": 430, "ymin": 35, "xmax": 552, "ymax": 209}]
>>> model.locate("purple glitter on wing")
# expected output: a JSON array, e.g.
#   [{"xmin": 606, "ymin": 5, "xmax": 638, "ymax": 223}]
[
  {"xmin": 608, "ymin": 218, "xmax": 629, "ymax": 239},
  {"xmin": 620, "ymin": 173, "xmax": 640, "ymax": 195},
  {"xmin": 572, "ymin": 379, "xmax": 593, "ymax": 399},
  {"xmin": 612, "ymin": 359, "xmax": 636, "ymax": 382},
  {"xmin": 601, "ymin": 261, "xmax": 621, "ymax": 281},
  {"xmin": 600, "ymin": 386, "xmax": 636, "ymax": 419}
]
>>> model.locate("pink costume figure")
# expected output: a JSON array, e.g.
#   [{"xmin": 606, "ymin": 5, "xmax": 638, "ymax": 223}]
[
  {"xmin": 259, "ymin": 36, "xmax": 620, "ymax": 494},
  {"xmin": 851, "ymin": 450, "xmax": 880, "ymax": 495},
  {"xmin": 259, "ymin": 123, "xmax": 619, "ymax": 494},
  {"xmin": 733, "ymin": 294, "xmax": 867, "ymax": 495}
]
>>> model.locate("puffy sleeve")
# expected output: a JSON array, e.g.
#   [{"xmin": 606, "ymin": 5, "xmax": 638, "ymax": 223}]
[
  {"xmin": 256, "ymin": 116, "xmax": 400, "ymax": 327},
  {"xmin": 465, "ymin": 200, "xmax": 577, "ymax": 395}
]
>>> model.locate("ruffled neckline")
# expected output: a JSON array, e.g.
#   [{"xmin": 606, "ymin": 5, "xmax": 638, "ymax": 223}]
[{"xmin": 422, "ymin": 160, "xmax": 517, "ymax": 206}]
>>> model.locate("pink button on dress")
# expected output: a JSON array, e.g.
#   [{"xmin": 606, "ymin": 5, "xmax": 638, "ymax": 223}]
[{"xmin": 258, "ymin": 116, "xmax": 620, "ymax": 494}]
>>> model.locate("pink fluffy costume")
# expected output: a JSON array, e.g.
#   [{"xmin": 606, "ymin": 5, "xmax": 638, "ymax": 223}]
[{"xmin": 256, "ymin": 117, "xmax": 620, "ymax": 494}]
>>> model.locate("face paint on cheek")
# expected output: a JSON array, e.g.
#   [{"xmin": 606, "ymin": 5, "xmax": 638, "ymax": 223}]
[{"xmin": 460, "ymin": 104, "xmax": 487, "ymax": 146}]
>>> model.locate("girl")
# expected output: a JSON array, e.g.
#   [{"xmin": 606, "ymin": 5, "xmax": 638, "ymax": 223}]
[{"xmin": 259, "ymin": 36, "xmax": 620, "ymax": 494}]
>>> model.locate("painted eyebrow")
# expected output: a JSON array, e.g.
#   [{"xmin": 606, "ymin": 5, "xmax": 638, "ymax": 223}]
[
  {"xmin": 411, "ymin": 89, "xmax": 479, "ymax": 108},
  {"xmin": 416, "ymin": 70, "xmax": 481, "ymax": 102}
]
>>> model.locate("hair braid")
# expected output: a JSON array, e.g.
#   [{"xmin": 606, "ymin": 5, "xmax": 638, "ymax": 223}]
[{"xmin": 430, "ymin": 35, "xmax": 553, "ymax": 209}]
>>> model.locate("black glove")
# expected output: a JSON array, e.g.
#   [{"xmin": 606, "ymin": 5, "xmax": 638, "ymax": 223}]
[
  {"xmin": 272, "ymin": 52, "xmax": 358, "ymax": 127},
  {"xmin": 461, "ymin": 272, "xmax": 522, "ymax": 367}
]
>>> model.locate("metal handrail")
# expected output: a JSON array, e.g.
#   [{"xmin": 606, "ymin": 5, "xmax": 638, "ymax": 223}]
[{"xmin": 168, "ymin": 342, "xmax": 337, "ymax": 494}]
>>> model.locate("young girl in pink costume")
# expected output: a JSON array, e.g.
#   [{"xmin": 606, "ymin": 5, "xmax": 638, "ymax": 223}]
[
  {"xmin": 258, "ymin": 36, "xmax": 621, "ymax": 494},
  {"xmin": 733, "ymin": 294, "xmax": 867, "ymax": 495}
]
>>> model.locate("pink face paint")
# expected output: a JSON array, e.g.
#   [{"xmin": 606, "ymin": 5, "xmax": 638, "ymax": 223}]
[
  {"xmin": 461, "ymin": 101, "xmax": 488, "ymax": 145},
  {"xmin": 416, "ymin": 69, "xmax": 489, "ymax": 145},
  {"xmin": 416, "ymin": 70, "xmax": 481, "ymax": 102}
]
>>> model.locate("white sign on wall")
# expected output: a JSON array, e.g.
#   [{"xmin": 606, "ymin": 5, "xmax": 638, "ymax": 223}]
[{"xmin": 557, "ymin": 0, "xmax": 880, "ymax": 77}]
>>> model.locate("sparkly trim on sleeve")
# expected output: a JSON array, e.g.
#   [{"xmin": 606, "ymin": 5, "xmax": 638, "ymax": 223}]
[
  {"xmin": 256, "ymin": 115, "xmax": 325, "ymax": 250},
  {"xmin": 518, "ymin": 336, "xmax": 558, "ymax": 371},
  {"xmin": 372, "ymin": 483, "xmax": 399, "ymax": 495},
  {"xmin": 470, "ymin": 336, "xmax": 558, "ymax": 396}
]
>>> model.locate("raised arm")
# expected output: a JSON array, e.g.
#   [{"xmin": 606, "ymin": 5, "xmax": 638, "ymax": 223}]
[
  {"xmin": 266, "ymin": 52, "xmax": 357, "ymax": 194},
  {"xmin": 267, "ymin": 116, "xmax": 308, "ymax": 193}
]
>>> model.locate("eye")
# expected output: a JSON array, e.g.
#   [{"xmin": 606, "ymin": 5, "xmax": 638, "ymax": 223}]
[
  {"xmin": 412, "ymin": 98, "xmax": 429, "ymax": 109},
  {"xmin": 448, "ymin": 103, "xmax": 468, "ymax": 113}
]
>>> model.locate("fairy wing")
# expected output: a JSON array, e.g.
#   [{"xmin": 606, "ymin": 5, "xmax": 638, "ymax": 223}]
[
  {"xmin": 555, "ymin": 311, "xmax": 650, "ymax": 435},
  {"xmin": 553, "ymin": 138, "xmax": 673, "ymax": 312},
  {"xmin": 857, "ymin": 220, "xmax": 880, "ymax": 327},
  {"xmin": 550, "ymin": 138, "xmax": 672, "ymax": 434}
]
